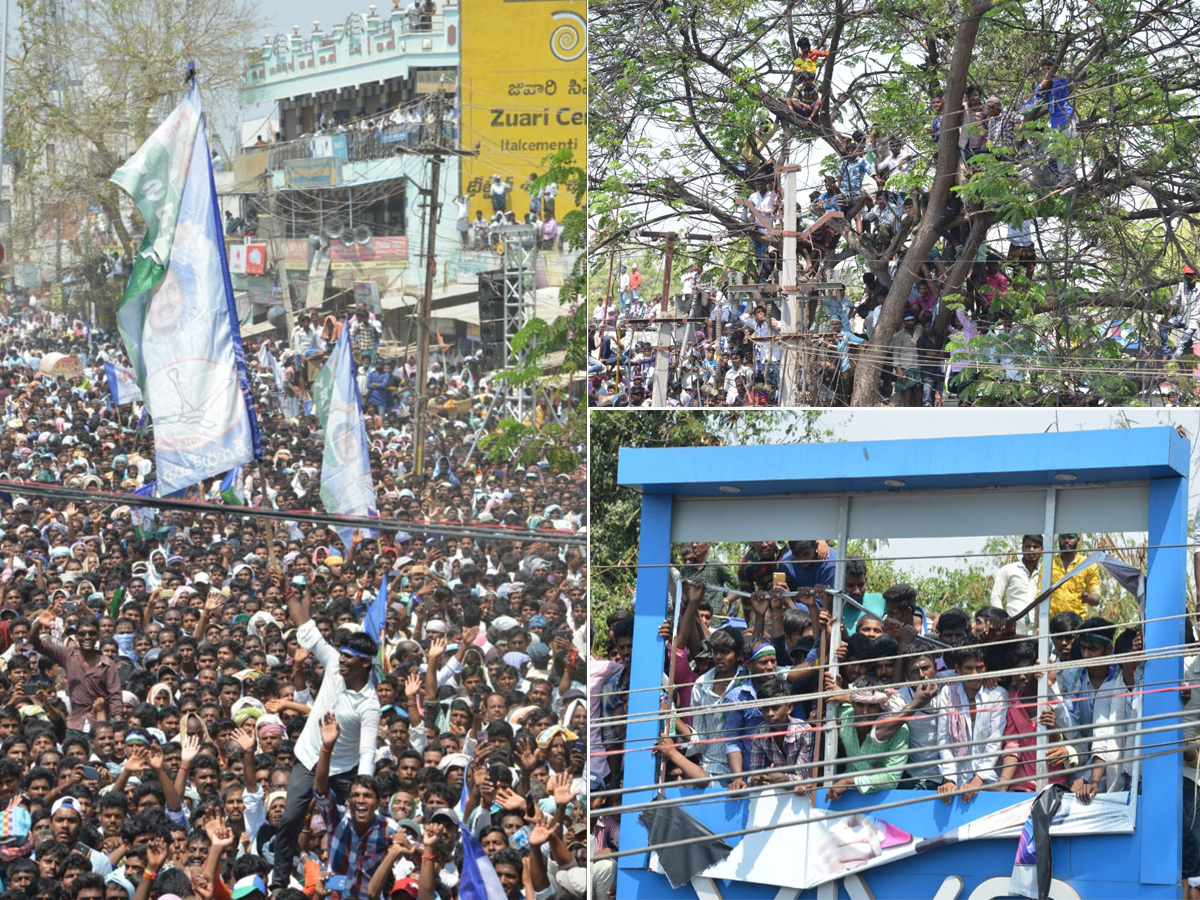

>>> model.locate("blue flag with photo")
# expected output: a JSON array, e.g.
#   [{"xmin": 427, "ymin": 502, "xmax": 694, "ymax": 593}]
[
  {"xmin": 110, "ymin": 82, "xmax": 262, "ymax": 497},
  {"xmin": 105, "ymin": 363, "xmax": 143, "ymax": 406},
  {"xmin": 312, "ymin": 323, "xmax": 377, "ymax": 546}
]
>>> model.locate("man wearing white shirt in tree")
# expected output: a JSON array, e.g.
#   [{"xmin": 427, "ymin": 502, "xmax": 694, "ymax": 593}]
[
  {"xmin": 270, "ymin": 585, "xmax": 381, "ymax": 890},
  {"xmin": 747, "ymin": 183, "xmax": 778, "ymax": 280},
  {"xmin": 991, "ymin": 534, "xmax": 1043, "ymax": 632},
  {"xmin": 739, "ymin": 303, "xmax": 782, "ymax": 384}
]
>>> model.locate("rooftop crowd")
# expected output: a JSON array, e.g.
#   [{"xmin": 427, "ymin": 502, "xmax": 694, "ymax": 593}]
[
  {"xmin": 590, "ymin": 536, "xmax": 1200, "ymax": 898},
  {"xmin": 0, "ymin": 291, "xmax": 589, "ymax": 900}
]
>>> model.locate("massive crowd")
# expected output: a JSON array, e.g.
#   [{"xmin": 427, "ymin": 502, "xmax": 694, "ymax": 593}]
[
  {"xmin": 590, "ymin": 537, "xmax": 1200, "ymax": 898},
  {"xmin": 588, "ymin": 56, "xmax": 1200, "ymax": 408},
  {"xmin": 0, "ymin": 292, "xmax": 589, "ymax": 900}
]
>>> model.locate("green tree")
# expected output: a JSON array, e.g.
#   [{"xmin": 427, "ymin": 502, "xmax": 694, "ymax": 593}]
[
  {"xmin": 5, "ymin": 0, "xmax": 261, "ymax": 288},
  {"xmin": 589, "ymin": 0, "xmax": 1200, "ymax": 406},
  {"xmin": 479, "ymin": 148, "xmax": 587, "ymax": 470},
  {"xmin": 590, "ymin": 410, "xmax": 833, "ymax": 639}
]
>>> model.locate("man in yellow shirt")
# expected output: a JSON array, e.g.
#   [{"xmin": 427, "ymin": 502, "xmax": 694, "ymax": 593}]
[{"xmin": 1049, "ymin": 533, "xmax": 1101, "ymax": 618}]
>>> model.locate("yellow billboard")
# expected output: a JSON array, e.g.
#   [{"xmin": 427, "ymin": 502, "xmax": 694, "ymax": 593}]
[{"xmin": 459, "ymin": 0, "xmax": 585, "ymax": 224}]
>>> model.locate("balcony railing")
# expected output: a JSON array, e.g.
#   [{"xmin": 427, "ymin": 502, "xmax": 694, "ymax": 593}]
[{"xmin": 252, "ymin": 121, "xmax": 460, "ymax": 169}]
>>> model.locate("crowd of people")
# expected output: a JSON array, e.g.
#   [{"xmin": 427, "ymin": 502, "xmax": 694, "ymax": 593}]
[
  {"xmin": 0, "ymin": 294, "xmax": 590, "ymax": 900},
  {"xmin": 587, "ymin": 55, "xmax": 1109, "ymax": 407},
  {"xmin": 455, "ymin": 174, "xmax": 562, "ymax": 255},
  {"xmin": 590, "ymin": 536, "xmax": 1200, "ymax": 897}
]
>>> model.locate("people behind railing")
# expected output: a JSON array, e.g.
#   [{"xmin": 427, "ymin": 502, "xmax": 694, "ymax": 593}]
[{"xmin": 591, "ymin": 539, "xmax": 1168, "ymax": 837}]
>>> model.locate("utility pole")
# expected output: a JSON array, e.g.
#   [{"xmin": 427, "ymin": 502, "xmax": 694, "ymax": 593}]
[
  {"xmin": 779, "ymin": 167, "xmax": 799, "ymax": 405},
  {"xmin": 413, "ymin": 89, "xmax": 444, "ymax": 478},
  {"xmin": 412, "ymin": 83, "xmax": 477, "ymax": 472},
  {"xmin": 263, "ymin": 173, "xmax": 296, "ymax": 341},
  {"xmin": 646, "ymin": 231, "xmax": 675, "ymax": 407}
]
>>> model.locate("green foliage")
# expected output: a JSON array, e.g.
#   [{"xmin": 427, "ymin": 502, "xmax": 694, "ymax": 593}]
[
  {"xmin": 850, "ymin": 539, "xmax": 996, "ymax": 618},
  {"xmin": 590, "ymin": 411, "xmax": 837, "ymax": 635},
  {"xmin": 589, "ymin": 0, "xmax": 1200, "ymax": 406}
]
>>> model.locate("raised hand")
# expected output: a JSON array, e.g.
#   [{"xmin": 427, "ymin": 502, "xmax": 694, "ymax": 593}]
[
  {"xmin": 147, "ymin": 743, "xmax": 164, "ymax": 770},
  {"xmin": 389, "ymin": 829, "xmax": 414, "ymax": 856},
  {"xmin": 265, "ymin": 699, "xmax": 284, "ymax": 714},
  {"xmin": 189, "ymin": 868, "xmax": 214, "ymax": 900},
  {"xmin": 125, "ymin": 746, "xmax": 151, "ymax": 773},
  {"xmin": 427, "ymin": 636, "xmax": 447, "ymax": 663},
  {"xmin": 205, "ymin": 816, "xmax": 236, "ymax": 850},
  {"xmin": 319, "ymin": 711, "xmax": 340, "ymax": 750},
  {"xmin": 145, "ymin": 835, "xmax": 169, "ymax": 870},
  {"xmin": 768, "ymin": 587, "xmax": 787, "ymax": 611},
  {"xmin": 495, "ymin": 785, "xmax": 526, "ymax": 813},
  {"xmin": 527, "ymin": 806, "xmax": 555, "ymax": 847},
  {"xmin": 405, "ymin": 672, "xmax": 421, "ymax": 700},
  {"xmin": 550, "ymin": 771, "xmax": 580, "ymax": 807},
  {"xmin": 181, "ymin": 733, "xmax": 201, "ymax": 765},
  {"xmin": 232, "ymin": 726, "xmax": 257, "ymax": 754},
  {"xmin": 680, "ymin": 579, "xmax": 706, "ymax": 607}
]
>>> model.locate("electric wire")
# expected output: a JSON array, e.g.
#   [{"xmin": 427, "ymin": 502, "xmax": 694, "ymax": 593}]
[
  {"xmin": 0, "ymin": 479, "xmax": 585, "ymax": 546},
  {"xmin": 593, "ymin": 699, "xmax": 1188, "ymax": 813},
  {"xmin": 592, "ymin": 638, "xmax": 1196, "ymax": 730},
  {"xmin": 590, "ymin": 608, "xmax": 1198, "ymax": 704},
  {"xmin": 589, "ymin": 541, "xmax": 1184, "ymax": 569}
]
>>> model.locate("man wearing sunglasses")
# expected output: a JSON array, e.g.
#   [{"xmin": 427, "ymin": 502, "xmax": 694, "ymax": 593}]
[{"xmin": 29, "ymin": 603, "xmax": 123, "ymax": 732}]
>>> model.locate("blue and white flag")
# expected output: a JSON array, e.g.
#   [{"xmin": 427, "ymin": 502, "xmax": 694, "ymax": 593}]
[
  {"xmin": 312, "ymin": 323, "xmax": 377, "ymax": 545},
  {"xmin": 130, "ymin": 481, "xmax": 159, "ymax": 538},
  {"xmin": 364, "ymin": 572, "xmax": 387, "ymax": 643},
  {"xmin": 459, "ymin": 825, "xmax": 506, "ymax": 900},
  {"xmin": 257, "ymin": 343, "xmax": 286, "ymax": 391},
  {"xmin": 110, "ymin": 82, "xmax": 262, "ymax": 497},
  {"xmin": 105, "ymin": 363, "xmax": 143, "ymax": 406},
  {"xmin": 219, "ymin": 467, "xmax": 246, "ymax": 506}
]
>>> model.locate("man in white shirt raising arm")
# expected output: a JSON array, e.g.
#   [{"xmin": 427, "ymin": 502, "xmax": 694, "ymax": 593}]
[{"xmin": 270, "ymin": 583, "xmax": 382, "ymax": 890}]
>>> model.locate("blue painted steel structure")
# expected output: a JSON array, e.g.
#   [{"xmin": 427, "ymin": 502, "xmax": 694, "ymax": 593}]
[{"xmin": 612, "ymin": 427, "xmax": 1188, "ymax": 899}]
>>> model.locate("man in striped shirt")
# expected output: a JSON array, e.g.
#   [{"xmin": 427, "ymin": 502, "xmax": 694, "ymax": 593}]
[{"xmin": 312, "ymin": 712, "xmax": 398, "ymax": 900}]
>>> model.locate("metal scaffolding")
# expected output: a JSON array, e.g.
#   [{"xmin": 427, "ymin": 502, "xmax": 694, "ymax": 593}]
[{"xmin": 496, "ymin": 224, "xmax": 539, "ymax": 417}]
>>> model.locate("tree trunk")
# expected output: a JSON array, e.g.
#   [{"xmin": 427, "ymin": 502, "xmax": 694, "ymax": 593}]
[{"xmin": 849, "ymin": 0, "xmax": 994, "ymax": 406}]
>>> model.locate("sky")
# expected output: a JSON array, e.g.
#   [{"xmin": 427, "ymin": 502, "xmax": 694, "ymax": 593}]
[{"xmin": 732, "ymin": 407, "xmax": 1200, "ymax": 576}]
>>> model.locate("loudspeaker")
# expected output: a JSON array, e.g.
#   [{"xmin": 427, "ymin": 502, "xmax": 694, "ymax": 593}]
[
  {"xmin": 480, "ymin": 320, "xmax": 505, "ymax": 343},
  {"xmin": 482, "ymin": 342, "xmax": 506, "ymax": 368},
  {"xmin": 478, "ymin": 270, "xmax": 505, "ymax": 323}
]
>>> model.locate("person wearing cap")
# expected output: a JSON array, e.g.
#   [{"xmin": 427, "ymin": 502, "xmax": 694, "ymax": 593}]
[
  {"xmin": 981, "ymin": 96, "xmax": 1023, "ymax": 155},
  {"xmin": 1159, "ymin": 264, "xmax": 1200, "ymax": 359},
  {"xmin": 50, "ymin": 797, "xmax": 113, "ymax": 874},
  {"xmin": 1056, "ymin": 617, "xmax": 1122, "ymax": 797},
  {"xmin": 1049, "ymin": 533, "xmax": 1101, "ymax": 618}
]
